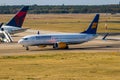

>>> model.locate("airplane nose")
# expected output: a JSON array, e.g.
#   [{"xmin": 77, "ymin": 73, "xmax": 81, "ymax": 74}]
[{"xmin": 18, "ymin": 39, "xmax": 23, "ymax": 44}]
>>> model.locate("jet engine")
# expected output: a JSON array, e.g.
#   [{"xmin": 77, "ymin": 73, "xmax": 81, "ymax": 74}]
[
  {"xmin": 1, "ymin": 28, "xmax": 4, "ymax": 31},
  {"xmin": 53, "ymin": 42, "xmax": 68, "ymax": 49}
]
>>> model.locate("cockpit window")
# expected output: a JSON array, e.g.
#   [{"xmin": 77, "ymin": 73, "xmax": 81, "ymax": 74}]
[{"xmin": 23, "ymin": 38, "xmax": 28, "ymax": 40}]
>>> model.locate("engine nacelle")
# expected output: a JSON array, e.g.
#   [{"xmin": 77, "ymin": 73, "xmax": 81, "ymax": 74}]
[
  {"xmin": 53, "ymin": 42, "xmax": 68, "ymax": 49},
  {"xmin": 1, "ymin": 28, "xmax": 4, "ymax": 31}
]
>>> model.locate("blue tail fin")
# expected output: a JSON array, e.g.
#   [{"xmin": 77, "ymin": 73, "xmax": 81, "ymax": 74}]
[
  {"xmin": 6, "ymin": 6, "xmax": 29, "ymax": 28},
  {"xmin": 82, "ymin": 14, "xmax": 100, "ymax": 34}
]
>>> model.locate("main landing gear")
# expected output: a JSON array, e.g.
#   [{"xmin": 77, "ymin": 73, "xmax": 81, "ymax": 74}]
[
  {"xmin": 26, "ymin": 46, "xmax": 29, "ymax": 50},
  {"xmin": 23, "ymin": 45, "xmax": 29, "ymax": 50}
]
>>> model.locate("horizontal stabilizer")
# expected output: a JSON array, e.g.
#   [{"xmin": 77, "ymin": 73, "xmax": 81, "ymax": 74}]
[{"xmin": 102, "ymin": 33, "xmax": 109, "ymax": 40}]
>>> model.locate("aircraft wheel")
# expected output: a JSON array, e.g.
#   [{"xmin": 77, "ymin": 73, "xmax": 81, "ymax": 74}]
[
  {"xmin": 26, "ymin": 46, "xmax": 29, "ymax": 50},
  {"xmin": 65, "ymin": 45, "xmax": 69, "ymax": 49}
]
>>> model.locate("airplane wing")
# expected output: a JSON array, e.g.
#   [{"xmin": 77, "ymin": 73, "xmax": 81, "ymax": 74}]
[
  {"xmin": 10, "ymin": 28, "xmax": 29, "ymax": 34},
  {"xmin": 99, "ymin": 33, "xmax": 120, "ymax": 36},
  {"xmin": 98, "ymin": 33, "xmax": 120, "ymax": 41}
]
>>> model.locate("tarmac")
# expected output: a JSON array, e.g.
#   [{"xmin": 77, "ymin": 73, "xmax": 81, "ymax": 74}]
[{"xmin": 0, "ymin": 30, "xmax": 119, "ymax": 55}]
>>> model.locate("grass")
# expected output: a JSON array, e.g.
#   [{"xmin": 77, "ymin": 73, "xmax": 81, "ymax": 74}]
[
  {"xmin": 0, "ymin": 14, "xmax": 119, "ymax": 33},
  {"xmin": 0, "ymin": 14, "xmax": 119, "ymax": 80},
  {"xmin": 0, "ymin": 52, "xmax": 120, "ymax": 80}
]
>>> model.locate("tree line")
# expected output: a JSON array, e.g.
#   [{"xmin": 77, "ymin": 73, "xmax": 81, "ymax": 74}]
[{"xmin": 0, "ymin": 5, "xmax": 119, "ymax": 14}]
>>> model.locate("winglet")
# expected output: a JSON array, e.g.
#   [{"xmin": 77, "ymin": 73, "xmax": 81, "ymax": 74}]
[
  {"xmin": 6, "ymin": 6, "xmax": 29, "ymax": 28},
  {"xmin": 82, "ymin": 14, "xmax": 100, "ymax": 34},
  {"xmin": 102, "ymin": 33, "xmax": 109, "ymax": 40}
]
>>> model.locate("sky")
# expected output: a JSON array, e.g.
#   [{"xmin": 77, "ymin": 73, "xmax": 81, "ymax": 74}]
[{"xmin": 0, "ymin": 0, "xmax": 120, "ymax": 5}]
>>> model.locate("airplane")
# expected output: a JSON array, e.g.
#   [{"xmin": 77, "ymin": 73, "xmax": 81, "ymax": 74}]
[
  {"xmin": 18, "ymin": 14, "xmax": 100, "ymax": 50},
  {"xmin": 0, "ymin": 6, "xmax": 29, "ymax": 43},
  {"xmin": 0, "ymin": 6, "xmax": 29, "ymax": 34}
]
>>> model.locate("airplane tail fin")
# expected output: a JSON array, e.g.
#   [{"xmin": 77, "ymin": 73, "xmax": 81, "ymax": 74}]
[
  {"xmin": 82, "ymin": 14, "xmax": 100, "ymax": 34},
  {"xmin": 6, "ymin": 6, "xmax": 29, "ymax": 28}
]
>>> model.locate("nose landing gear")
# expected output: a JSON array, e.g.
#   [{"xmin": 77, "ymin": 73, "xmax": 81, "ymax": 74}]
[{"xmin": 22, "ymin": 45, "xmax": 29, "ymax": 50}]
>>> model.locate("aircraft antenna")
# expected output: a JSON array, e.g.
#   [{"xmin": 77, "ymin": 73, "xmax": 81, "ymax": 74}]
[{"xmin": 37, "ymin": 31, "xmax": 40, "ymax": 35}]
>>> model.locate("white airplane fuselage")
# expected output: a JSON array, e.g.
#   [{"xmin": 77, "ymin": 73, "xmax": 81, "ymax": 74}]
[{"xmin": 18, "ymin": 33, "xmax": 98, "ymax": 47}]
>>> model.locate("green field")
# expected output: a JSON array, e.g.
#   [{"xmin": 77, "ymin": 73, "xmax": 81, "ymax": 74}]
[
  {"xmin": 0, "ymin": 52, "xmax": 120, "ymax": 80},
  {"xmin": 0, "ymin": 14, "xmax": 120, "ymax": 33}
]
